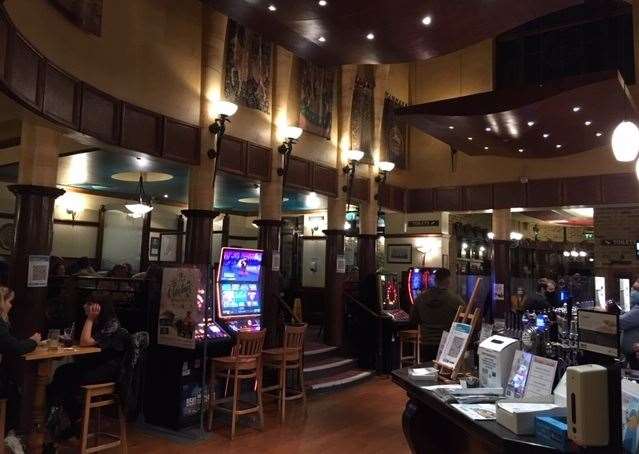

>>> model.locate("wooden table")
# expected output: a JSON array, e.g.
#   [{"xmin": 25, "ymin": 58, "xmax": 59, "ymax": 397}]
[{"xmin": 23, "ymin": 346, "xmax": 101, "ymax": 453}]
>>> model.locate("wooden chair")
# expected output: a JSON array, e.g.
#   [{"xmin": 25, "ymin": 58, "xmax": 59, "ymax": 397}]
[
  {"xmin": 262, "ymin": 324, "xmax": 307, "ymax": 423},
  {"xmin": 0, "ymin": 398, "xmax": 6, "ymax": 454},
  {"xmin": 79, "ymin": 383, "xmax": 127, "ymax": 454},
  {"xmin": 399, "ymin": 329, "xmax": 421, "ymax": 366},
  {"xmin": 208, "ymin": 329, "xmax": 266, "ymax": 439}
]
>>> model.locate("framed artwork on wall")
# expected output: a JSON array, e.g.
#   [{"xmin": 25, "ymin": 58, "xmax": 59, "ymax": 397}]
[{"xmin": 387, "ymin": 244, "xmax": 412, "ymax": 264}]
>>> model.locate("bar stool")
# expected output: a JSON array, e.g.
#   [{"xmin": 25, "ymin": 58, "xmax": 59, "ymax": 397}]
[
  {"xmin": 399, "ymin": 329, "xmax": 421, "ymax": 366},
  {"xmin": 0, "ymin": 398, "xmax": 6, "ymax": 454},
  {"xmin": 208, "ymin": 329, "xmax": 266, "ymax": 439},
  {"xmin": 79, "ymin": 383, "xmax": 127, "ymax": 454},
  {"xmin": 262, "ymin": 324, "xmax": 307, "ymax": 423}
]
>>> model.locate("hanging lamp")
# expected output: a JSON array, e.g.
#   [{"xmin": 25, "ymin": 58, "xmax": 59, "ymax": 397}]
[{"xmin": 125, "ymin": 174, "xmax": 154, "ymax": 216}]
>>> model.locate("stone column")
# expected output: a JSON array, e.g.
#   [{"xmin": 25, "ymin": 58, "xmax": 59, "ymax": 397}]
[
  {"xmin": 257, "ymin": 46, "xmax": 294, "ymax": 346},
  {"xmin": 9, "ymin": 122, "xmax": 63, "ymax": 451},
  {"xmin": 182, "ymin": 6, "xmax": 227, "ymax": 265},
  {"xmin": 491, "ymin": 209, "xmax": 511, "ymax": 319},
  {"xmin": 323, "ymin": 65, "xmax": 357, "ymax": 347}
]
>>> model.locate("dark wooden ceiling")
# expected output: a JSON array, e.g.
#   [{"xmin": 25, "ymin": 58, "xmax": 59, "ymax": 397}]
[
  {"xmin": 207, "ymin": 0, "xmax": 582, "ymax": 64},
  {"xmin": 396, "ymin": 71, "xmax": 638, "ymax": 159}
]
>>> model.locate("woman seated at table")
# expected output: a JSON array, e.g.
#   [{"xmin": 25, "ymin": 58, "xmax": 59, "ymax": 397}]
[
  {"xmin": 46, "ymin": 294, "xmax": 130, "ymax": 441},
  {"xmin": 0, "ymin": 286, "xmax": 41, "ymax": 450}
]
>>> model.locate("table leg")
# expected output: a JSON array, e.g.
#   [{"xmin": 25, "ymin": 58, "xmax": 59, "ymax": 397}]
[{"xmin": 26, "ymin": 359, "xmax": 52, "ymax": 453}]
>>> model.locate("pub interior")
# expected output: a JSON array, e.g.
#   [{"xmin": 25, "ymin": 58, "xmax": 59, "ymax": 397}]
[{"xmin": 4, "ymin": 0, "xmax": 639, "ymax": 453}]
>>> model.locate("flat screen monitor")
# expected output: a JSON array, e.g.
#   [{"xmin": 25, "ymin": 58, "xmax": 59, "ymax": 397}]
[
  {"xmin": 407, "ymin": 267, "xmax": 440, "ymax": 305},
  {"xmin": 216, "ymin": 247, "xmax": 263, "ymax": 319}
]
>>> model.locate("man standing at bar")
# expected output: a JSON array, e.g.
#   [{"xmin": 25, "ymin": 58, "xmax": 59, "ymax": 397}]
[{"xmin": 409, "ymin": 269, "xmax": 464, "ymax": 361}]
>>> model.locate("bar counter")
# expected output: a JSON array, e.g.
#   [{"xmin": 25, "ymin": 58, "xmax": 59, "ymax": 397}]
[{"xmin": 391, "ymin": 366, "xmax": 620, "ymax": 454}]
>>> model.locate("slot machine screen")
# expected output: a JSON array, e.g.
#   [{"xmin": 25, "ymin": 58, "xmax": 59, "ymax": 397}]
[
  {"xmin": 378, "ymin": 274, "xmax": 399, "ymax": 311},
  {"xmin": 217, "ymin": 247, "xmax": 263, "ymax": 318},
  {"xmin": 408, "ymin": 268, "xmax": 438, "ymax": 304}
]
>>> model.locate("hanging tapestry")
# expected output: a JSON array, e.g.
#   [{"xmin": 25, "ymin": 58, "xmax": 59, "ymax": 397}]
[
  {"xmin": 224, "ymin": 19, "xmax": 273, "ymax": 114},
  {"xmin": 350, "ymin": 65, "xmax": 375, "ymax": 163},
  {"xmin": 298, "ymin": 60, "xmax": 335, "ymax": 138},
  {"xmin": 49, "ymin": 0, "xmax": 103, "ymax": 36},
  {"xmin": 382, "ymin": 94, "xmax": 408, "ymax": 169}
]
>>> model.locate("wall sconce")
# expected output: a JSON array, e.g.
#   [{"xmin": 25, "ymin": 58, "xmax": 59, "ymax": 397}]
[
  {"xmin": 374, "ymin": 160, "xmax": 395, "ymax": 216},
  {"xmin": 60, "ymin": 194, "xmax": 85, "ymax": 223},
  {"xmin": 207, "ymin": 100, "xmax": 238, "ymax": 160},
  {"xmin": 341, "ymin": 149, "xmax": 365, "ymax": 211},
  {"xmin": 277, "ymin": 126, "xmax": 303, "ymax": 178}
]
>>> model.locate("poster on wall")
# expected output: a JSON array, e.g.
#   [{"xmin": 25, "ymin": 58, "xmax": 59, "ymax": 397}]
[
  {"xmin": 224, "ymin": 19, "xmax": 273, "ymax": 114},
  {"xmin": 381, "ymin": 94, "xmax": 408, "ymax": 169},
  {"xmin": 27, "ymin": 255, "xmax": 50, "ymax": 288},
  {"xmin": 160, "ymin": 235, "xmax": 178, "ymax": 263},
  {"xmin": 158, "ymin": 268, "xmax": 201, "ymax": 349},
  {"xmin": 336, "ymin": 255, "xmax": 346, "ymax": 274},
  {"xmin": 299, "ymin": 59, "xmax": 335, "ymax": 138},
  {"xmin": 493, "ymin": 283, "xmax": 505, "ymax": 301},
  {"xmin": 350, "ymin": 65, "xmax": 375, "ymax": 163}
]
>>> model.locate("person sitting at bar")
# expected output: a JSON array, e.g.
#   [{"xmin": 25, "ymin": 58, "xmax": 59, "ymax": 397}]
[
  {"xmin": 46, "ymin": 294, "xmax": 130, "ymax": 442},
  {"xmin": 73, "ymin": 257, "xmax": 97, "ymax": 276},
  {"xmin": 524, "ymin": 279, "xmax": 553, "ymax": 311},
  {"xmin": 409, "ymin": 268, "xmax": 464, "ymax": 361},
  {"xmin": 0, "ymin": 286, "xmax": 41, "ymax": 452},
  {"xmin": 621, "ymin": 278, "xmax": 639, "ymax": 369}
]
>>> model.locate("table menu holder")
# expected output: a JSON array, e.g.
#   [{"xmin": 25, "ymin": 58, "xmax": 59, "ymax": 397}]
[{"xmin": 435, "ymin": 277, "xmax": 483, "ymax": 382}]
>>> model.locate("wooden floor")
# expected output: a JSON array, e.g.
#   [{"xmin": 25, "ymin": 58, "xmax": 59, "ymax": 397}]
[{"xmin": 124, "ymin": 376, "xmax": 408, "ymax": 454}]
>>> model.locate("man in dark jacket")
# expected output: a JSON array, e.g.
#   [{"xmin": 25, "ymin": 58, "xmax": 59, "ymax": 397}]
[{"xmin": 409, "ymin": 268, "xmax": 464, "ymax": 361}]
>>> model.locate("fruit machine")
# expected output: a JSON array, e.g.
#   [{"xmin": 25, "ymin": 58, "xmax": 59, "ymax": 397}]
[
  {"xmin": 377, "ymin": 272, "xmax": 411, "ymax": 373},
  {"xmin": 401, "ymin": 267, "xmax": 442, "ymax": 311},
  {"xmin": 216, "ymin": 247, "xmax": 263, "ymax": 333}
]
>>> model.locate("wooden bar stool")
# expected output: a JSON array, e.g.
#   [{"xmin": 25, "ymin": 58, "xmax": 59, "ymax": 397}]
[
  {"xmin": 208, "ymin": 329, "xmax": 266, "ymax": 439},
  {"xmin": 262, "ymin": 324, "xmax": 307, "ymax": 423},
  {"xmin": 399, "ymin": 329, "xmax": 421, "ymax": 366},
  {"xmin": 0, "ymin": 398, "xmax": 6, "ymax": 454},
  {"xmin": 79, "ymin": 383, "xmax": 127, "ymax": 454}
]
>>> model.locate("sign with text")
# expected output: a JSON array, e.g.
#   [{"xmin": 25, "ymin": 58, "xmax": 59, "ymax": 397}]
[
  {"xmin": 158, "ymin": 267, "xmax": 201, "ymax": 349},
  {"xmin": 27, "ymin": 255, "xmax": 49, "ymax": 287},
  {"xmin": 407, "ymin": 220, "xmax": 440, "ymax": 228}
]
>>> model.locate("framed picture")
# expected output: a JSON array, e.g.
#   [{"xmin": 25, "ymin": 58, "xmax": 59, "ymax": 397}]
[
  {"xmin": 387, "ymin": 244, "xmax": 412, "ymax": 264},
  {"xmin": 150, "ymin": 237, "xmax": 160, "ymax": 257}
]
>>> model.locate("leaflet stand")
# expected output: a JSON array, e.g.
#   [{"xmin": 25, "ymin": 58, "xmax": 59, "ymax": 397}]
[{"xmin": 435, "ymin": 277, "xmax": 483, "ymax": 382}]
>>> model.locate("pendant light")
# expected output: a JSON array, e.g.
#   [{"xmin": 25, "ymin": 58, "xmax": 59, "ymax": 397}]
[
  {"xmin": 612, "ymin": 120, "xmax": 639, "ymax": 162},
  {"xmin": 125, "ymin": 174, "xmax": 154, "ymax": 216}
]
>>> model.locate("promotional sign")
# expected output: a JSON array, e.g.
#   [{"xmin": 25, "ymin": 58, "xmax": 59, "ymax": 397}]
[
  {"xmin": 438, "ymin": 323, "xmax": 471, "ymax": 369},
  {"xmin": 336, "ymin": 255, "xmax": 346, "ymax": 274},
  {"xmin": 158, "ymin": 267, "xmax": 201, "ymax": 349},
  {"xmin": 27, "ymin": 255, "xmax": 50, "ymax": 287},
  {"xmin": 578, "ymin": 309, "xmax": 619, "ymax": 357}
]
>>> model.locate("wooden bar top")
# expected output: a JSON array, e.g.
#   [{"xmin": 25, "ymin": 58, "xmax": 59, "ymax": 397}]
[{"xmin": 24, "ymin": 345, "xmax": 101, "ymax": 361}]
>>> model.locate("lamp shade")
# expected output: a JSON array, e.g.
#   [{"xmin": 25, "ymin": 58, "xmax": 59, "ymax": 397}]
[
  {"xmin": 509, "ymin": 231, "xmax": 523, "ymax": 241},
  {"xmin": 345, "ymin": 149, "xmax": 365, "ymax": 162},
  {"xmin": 125, "ymin": 203, "xmax": 154, "ymax": 216},
  {"xmin": 213, "ymin": 100, "xmax": 238, "ymax": 118},
  {"xmin": 284, "ymin": 126, "xmax": 303, "ymax": 140},
  {"xmin": 377, "ymin": 161, "xmax": 396, "ymax": 172},
  {"xmin": 612, "ymin": 120, "xmax": 639, "ymax": 162}
]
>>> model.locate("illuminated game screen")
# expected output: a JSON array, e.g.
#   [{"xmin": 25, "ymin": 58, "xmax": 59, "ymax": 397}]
[
  {"xmin": 378, "ymin": 274, "xmax": 399, "ymax": 311},
  {"xmin": 217, "ymin": 247, "xmax": 263, "ymax": 318},
  {"xmin": 408, "ymin": 268, "xmax": 438, "ymax": 304}
]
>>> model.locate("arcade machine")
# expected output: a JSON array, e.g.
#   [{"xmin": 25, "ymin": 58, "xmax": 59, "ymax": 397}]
[
  {"xmin": 145, "ymin": 269, "xmax": 232, "ymax": 430},
  {"xmin": 216, "ymin": 247, "xmax": 263, "ymax": 333},
  {"xmin": 377, "ymin": 272, "xmax": 410, "ymax": 372},
  {"xmin": 401, "ymin": 267, "xmax": 442, "ymax": 311}
]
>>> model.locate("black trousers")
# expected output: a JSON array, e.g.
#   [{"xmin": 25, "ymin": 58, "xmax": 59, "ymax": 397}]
[{"xmin": 0, "ymin": 380, "xmax": 20, "ymax": 433}]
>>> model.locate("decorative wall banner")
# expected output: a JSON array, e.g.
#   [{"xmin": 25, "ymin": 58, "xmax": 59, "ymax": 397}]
[
  {"xmin": 350, "ymin": 65, "xmax": 375, "ymax": 163},
  {"xmin": 158, "ymin": 268, "xmax": 201, "ymax": 349},
  {"xmin": 224, "ymin": 19, "xmax": 273, "ymax": 114},
  {"xmin": 382, "ymin": 94, "xmax": 408, "ymax": 169},
  {"xmin": 299, "ymin": 60, "xmax": 335, "ymax": 138},
  {"xmin": 50, "ymin": 0, "xmax": 103, "ymax": 36}
]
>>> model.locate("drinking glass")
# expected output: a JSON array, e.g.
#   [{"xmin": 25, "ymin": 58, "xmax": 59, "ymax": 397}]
[{"xmin": 48, "ymin": 329, "xmax": 60, "ymax": 350}]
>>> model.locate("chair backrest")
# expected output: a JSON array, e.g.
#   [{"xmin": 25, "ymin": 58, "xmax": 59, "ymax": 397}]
[
  {"xmin": 283, "ymin": 324, "xmax": 306, "ymax": 354},
  {"xmin": 235, "ymin": 329, "xmax": 266, "ymax": 359}
]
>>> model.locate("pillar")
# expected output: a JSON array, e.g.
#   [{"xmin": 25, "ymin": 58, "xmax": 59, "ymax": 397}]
[
  {"xmin": 182, "ymin": 6, "xmax": 227, "ymax": 265},
  {"xmin": 491, "ymin": 208, "xmax": 511, "ymax": 319},
  {"xmin": 257, "ymin": 46, "xmax": 294, "ymax": 346},
  {"xmin": 9, "ymin": 122, "xmax": 63, "ymax": 451},
  {"xmin": 323, "ymin": 65, "xmax": 357, "ymax": 346}
]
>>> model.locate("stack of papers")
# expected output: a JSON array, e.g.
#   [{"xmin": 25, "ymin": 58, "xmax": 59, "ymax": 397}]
[
  {"xmin": 452, "ymin": 404, "xmax": 497, "ymax": 420},
  {"xmin": 408, "ymin": 367, "xmax": 438, "ymax": 383}
]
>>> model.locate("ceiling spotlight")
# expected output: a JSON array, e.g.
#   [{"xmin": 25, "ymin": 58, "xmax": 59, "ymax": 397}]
[
  {"xmin": 612, "ymin": 121, "xmax": 639, "ymax": 162},
  {"xmin": 163, "ymin": 194, "xmax": 168, "ymax": 198},
  {"xmin": 542, "ymin": 133, "xmax": 550, "ymax": 139},
  {"xmin": 318, "ymin": 0, "xmax": 327, "ymax": 5},
  {"xmin": 366, "ymin": 32, "xmax": 375, "ymax": 40},
  {"xmin": 421, "ymin": 15, "xmax": 432, "ymax": 26},
  {"xmin": 572, "ymin": 106, "xmax": 581, "ymax": 112},
  {"xmin": 467, "ymin": 137, "xmax": 473, "ymax": 141},
  {"xmin": 485, "ymin": 127, "xmax": 491, "ymax": 132},
  {"xmin": 318, "ymin": 36, "xmax": 326, "ymax": 42},
  {"xmin": 527, "ymin": 121, "xmax": 535, "ymax": 127},
  {"xmin": 584, "ymin": 121, "xmax": 592, "ymax": 126},
  {"xmin": 448, "ymin": 125, "xmax": 454, "ymax": 130},
  {"xmin": 596, "ymin": 132, "xmax": 603, "ymax": 137},
  {"xmin": 518, "ymin": 148, "xmax": 524, "ymax": 153},
  {"xmin": 556, "ymin": 144, "xmax": 562, "ymax": 149},
  {"xmin": 484, "ymin": 146, "xmax": 489, "ymax": 150}
]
